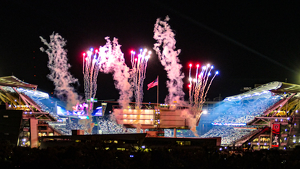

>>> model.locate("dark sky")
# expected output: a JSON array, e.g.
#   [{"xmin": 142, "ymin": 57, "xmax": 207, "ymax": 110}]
[{"xmin": 1, "ymin": 0, "xmax": 300, "ymax": 103}]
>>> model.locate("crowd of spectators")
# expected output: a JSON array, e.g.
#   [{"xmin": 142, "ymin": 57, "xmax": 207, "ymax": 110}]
[
  {"xmin": 48, "ymin": 116, "xmax": 258, "ymax": 146},
  {"xmin": 212, "ymin": 92, "xmax": 282, "ymax": 124},
  {"xmin": 200, "ymin": 126, "xmax": 253, "ymax": 145},
  {"xmin": 97, "ymin": 117, "xmax": 135, "ymax": 134},
  {"xmin": 49, "ymin": 122, "xmax": 86, "ymax": 135},
  {"xmin": 1, "ymin": 141, "xmax": 300, "ymax": 169}
]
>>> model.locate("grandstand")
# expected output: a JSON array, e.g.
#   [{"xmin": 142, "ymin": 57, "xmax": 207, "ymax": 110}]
[
  {"xmin": 0, "ymin": 76, "xmax": 61, "ymax": 147},
  {"xmin": 2, "ymin": 75, "xmax": 300, "ymax": 150},
  {"xmin": 191, "ymin": 81, "xmax": 300, "ymax": 150},
  {"xmin": 0, "ymin": 76, "xmax": 132, "ymax": 147}
]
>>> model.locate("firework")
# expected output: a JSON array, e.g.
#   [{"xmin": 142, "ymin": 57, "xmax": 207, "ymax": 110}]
[
  {"xmin": 188, "ymin": 63, "xmax": 219, "ymax": 120},
  {"xmin": 82, "ymin": 48, "xmax": 104, "ymax": 114},
  {"xmin": 130, "ymin": 49, "xmax": 151, "ymax": 109}
]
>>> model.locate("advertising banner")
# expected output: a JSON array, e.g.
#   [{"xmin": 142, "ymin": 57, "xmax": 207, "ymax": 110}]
[{"xmin": 272, "ymin": 123, "xmax": 280, "ymax": 147}]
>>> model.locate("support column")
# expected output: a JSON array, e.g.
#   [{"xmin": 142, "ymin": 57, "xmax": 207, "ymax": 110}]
[
  {"xmin": 174, "ymin": 128, "xmax": 176, "ymax": 138},
  {"xmin": 30, "ymin": 118, "xmax": 38, "ymax": 148}
]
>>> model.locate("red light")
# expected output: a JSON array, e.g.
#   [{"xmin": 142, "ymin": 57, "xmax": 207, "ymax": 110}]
[
  {"xmin": 131, "ymin": 50, "xmax": 135, "ymax": 54},
  {"xmin": 196, "ymin": 64, "xmax": 199, "ymax": 67},
  {"xmin": 83, "ymin": 53, "xmax": 86, "ymax": 57},
  {"xmin": 189, "ymin": 63, "xmax": 192, "ymax": 67},
  {"xmin": 188, "ymin": 84, "xmax": 191, "ymax": 88},
  {"xmin": 95, "ymin": 49, "xmax": 98, "ymax": 53},
  {"xmin": 134, "ymin": 58, "xmax": 137, "ymax": 62},
  {"xmin": 85, "ymin": 58, "xmax": 88, "ymax": 61}
]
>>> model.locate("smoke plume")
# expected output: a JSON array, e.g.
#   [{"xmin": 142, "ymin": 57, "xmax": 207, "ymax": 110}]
[
  {"xmin": 153, "ymin": 16, "xmax": 185, "ymax": 105},
  {"xmin": 99, "ymin": 37, "xmax": 133, "ymax": 108},
  {"xmin": 40, "ymin": 33, "xmax": 81, "ymax": 110}
]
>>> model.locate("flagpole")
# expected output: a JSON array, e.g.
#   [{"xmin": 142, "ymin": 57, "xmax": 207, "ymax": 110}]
[{"xmin": 157, "ymin": 75, "xmax": 159, "ymax": 108}]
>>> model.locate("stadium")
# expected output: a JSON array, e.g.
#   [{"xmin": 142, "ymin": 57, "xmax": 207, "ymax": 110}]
[{"xmin": 1, "ymin": 75, "xmax": 300, "ymax": 150}]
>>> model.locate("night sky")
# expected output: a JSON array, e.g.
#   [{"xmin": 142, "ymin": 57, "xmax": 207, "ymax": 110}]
[{"xmin": 1, "ymin": 1, "xmax": 300, "ymax": 103}]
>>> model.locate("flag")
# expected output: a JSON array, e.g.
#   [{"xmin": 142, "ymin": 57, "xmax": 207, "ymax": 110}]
[{"xmin": 147, "ymin": 77, "xmax": 158, "ymax": 90}]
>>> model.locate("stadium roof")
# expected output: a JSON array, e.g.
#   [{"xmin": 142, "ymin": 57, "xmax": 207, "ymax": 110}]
[
  {"xmin": 225, "ymin": 81, "xmax": 300, "ymax": 101},
  {"xmin": 0, "ymin": 76, "xmax": 37, "ymax": 89},
  {"xmin": 271, "ymin": 82, "xmax": 300, "ymax": 93}
]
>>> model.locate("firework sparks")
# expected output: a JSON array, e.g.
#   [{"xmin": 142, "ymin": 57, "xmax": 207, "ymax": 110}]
[
  {"xmin": 188, "ymin": 63, "xmax": 219, "ymax": 120},
  {"xmin": 130, "ymin": 49, "xmax": 151, "ymax": 109},
  {"xmin": 82, "ymin": 48, "xmax": 103, "ymax": 114}
]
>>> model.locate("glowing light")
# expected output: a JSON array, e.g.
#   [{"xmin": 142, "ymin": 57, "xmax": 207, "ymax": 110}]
[
  {"xmin": 189, "ymin": 63, "xmax": 192, "ymax": 67},
  {"xmin": 202, "ymin": 109, "xmax": 208, "ymax": 114},
  {"xmin": 196, "ymin": 64, "xmax": 199, "ymax": 67},
  {"xmin": 87, "ymin": 51, "xmax": 92, "ymax": 57}
]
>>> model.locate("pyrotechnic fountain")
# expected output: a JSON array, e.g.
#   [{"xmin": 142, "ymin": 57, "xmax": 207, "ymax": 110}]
[
  {"xmin": 82, "ymin": 37, "xmax": 134, "ymax": 109},
  {"xmin": 82, "ymin": 48, "xmax": 103, "ymax": 115},
  {"xmin": 130, "ymin": 49, "xmax": 151, "ymax": 109},
  {"xmin": 188, "ymin": 63, "xmax": 219, "ymax": 121}
]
